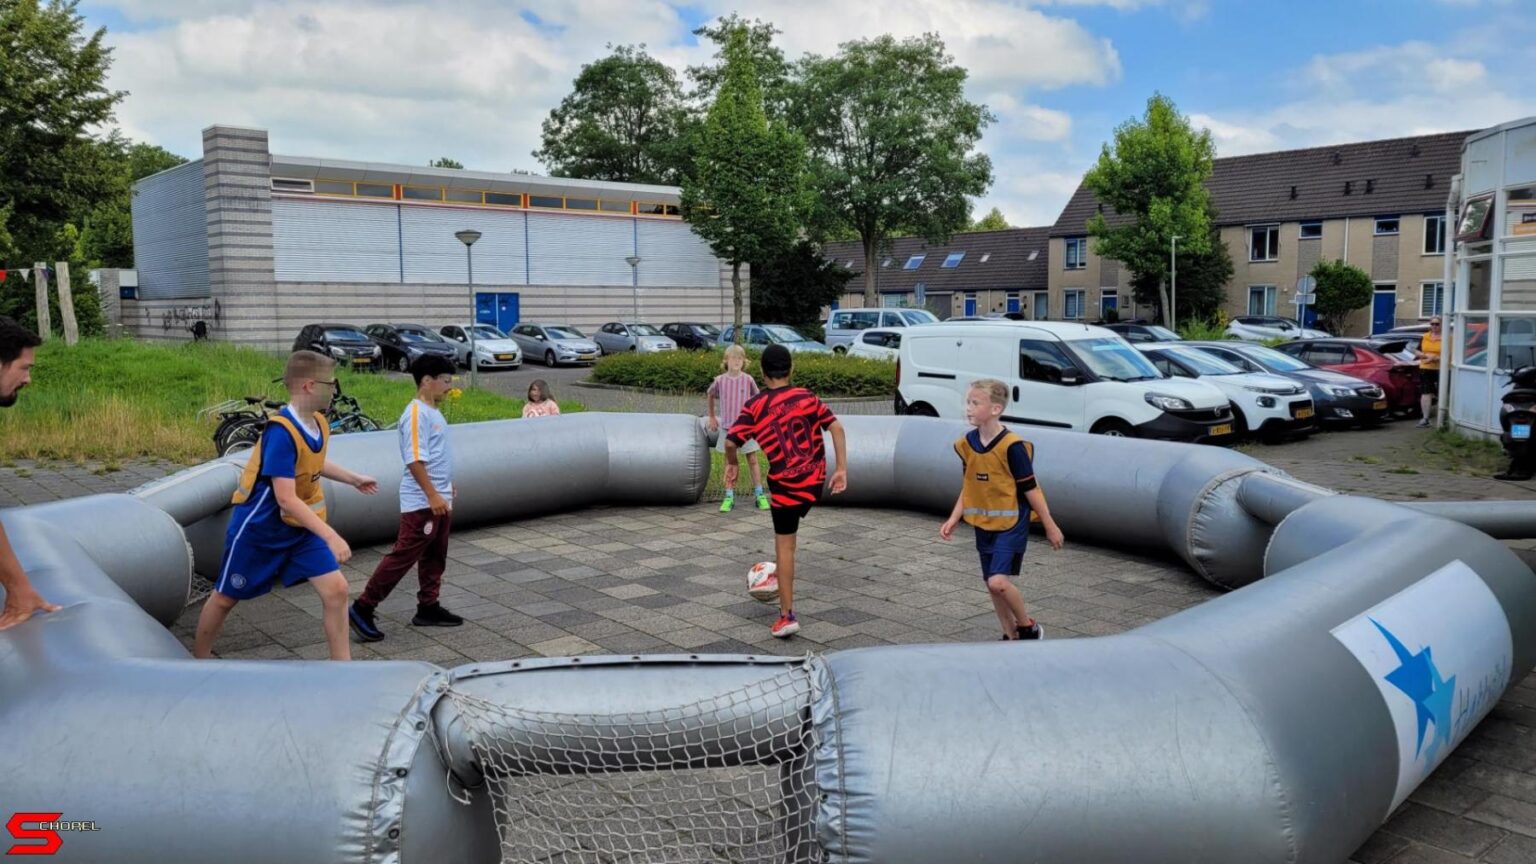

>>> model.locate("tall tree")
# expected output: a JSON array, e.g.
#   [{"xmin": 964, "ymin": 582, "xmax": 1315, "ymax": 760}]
[
  {"xmin": 750, "ymin": 241, "xmax": 852, "ymax": 330},
  {"xmin": 794, "ymin": 34, "xmax": 993, "ymax": 306},
  {"xmin": 970, "ymin": 207, "xmax": 1010, "ymax": 231},
  {"xmin": 681, "ymin": 25, "xmax": 807, "ymax": 339},
  {"xmin": 534, "ymin": 44, "xmax": 689, "ymax": 184},
  {"xmin": 429, "ymin": 157, "xmax": 463, "ymax": 169},
  {"xmin": 77, "ymin": 140, "xmax": 186, "ymax": 269},
  {"xmin": 1083, "ymin": 93, "xmax": 1216, "ymax": 327},
  {"xmin": 687, "ymin": 15, "xmax": 793, "ymax": 121},
  {"xmin": 1128, "ymin": 213, "xmax": 1232, "ymax": 324},
  {"xmin": 0, "ymin": 0, "xmax": 125, "ymax": 264}
]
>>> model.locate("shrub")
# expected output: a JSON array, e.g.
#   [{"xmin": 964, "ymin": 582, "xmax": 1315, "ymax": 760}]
[
  {"xmin": 1177, "ymin": 317, "xmax": 1232, "ymax": 341},
  {"xmin": 591, "ymin": 347, "xmax": 894, "ymax": 397},
  {"xmin": 1311, "ymin": 259, "xmax": 1373, "ymax": 335}
]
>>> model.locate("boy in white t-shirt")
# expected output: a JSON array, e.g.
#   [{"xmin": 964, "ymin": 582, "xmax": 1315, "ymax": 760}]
[{"xmin": 349, "ymin": 354, "xmax": 462, "ymax": 641}]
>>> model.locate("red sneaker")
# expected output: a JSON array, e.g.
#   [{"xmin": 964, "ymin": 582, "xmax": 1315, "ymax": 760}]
[{"xmin": 771, "ymin": 612, "xmax": 800, "ymax": 639}]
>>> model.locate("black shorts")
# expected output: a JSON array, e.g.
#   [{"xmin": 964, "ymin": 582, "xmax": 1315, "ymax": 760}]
[
  {"xmin": 771, "ymin": 502, "xmax": 814, "ymax": 536},
  {"xmin": 1420, "ymin": 369, "xmax": 1440, "ymax": 390}
]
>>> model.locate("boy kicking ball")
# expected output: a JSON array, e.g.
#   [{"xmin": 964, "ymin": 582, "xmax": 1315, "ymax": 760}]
[{"xmin": 940, "ymin": 379, "xmax": 1064, "ymax": 641}]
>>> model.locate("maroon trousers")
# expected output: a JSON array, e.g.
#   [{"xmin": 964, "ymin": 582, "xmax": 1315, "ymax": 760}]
[{"xmin": 358, "ymin": 509, "xmax": 451, "ymax": 608}]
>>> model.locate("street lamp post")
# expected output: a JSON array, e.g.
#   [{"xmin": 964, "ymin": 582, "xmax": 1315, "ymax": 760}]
[
  {"xmin": 1169, "ymin": 235, "xmax": 1181, "ymax": 332},
  {"xmin": 625, "ymin": 256, "xmax": 641, "ymax": 323},
  {"xmin": 456, "ymin": 229, "xmax": 482, "ymax": 389}
]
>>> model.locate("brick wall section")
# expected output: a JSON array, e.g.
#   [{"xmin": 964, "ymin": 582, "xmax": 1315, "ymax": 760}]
[
  {"xmin": 1371, "ymin": 234, "xmax": 1399, "ymax": 281},
  {"xmin": 203, "ymin": 125, "xmax": 280, "ymax": 349}
]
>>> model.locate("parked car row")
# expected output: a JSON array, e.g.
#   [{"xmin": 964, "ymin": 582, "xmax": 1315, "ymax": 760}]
[{"xmin": 892, "ymin": 319, "xmax": 1430, "ymax": 446}]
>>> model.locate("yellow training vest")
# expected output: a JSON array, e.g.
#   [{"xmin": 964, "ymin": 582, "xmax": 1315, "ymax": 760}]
[
  {"xmin": 231, "ymin": 412, "xmax": 329, "ymax": 527},
  {"xmin": 954, "ymin": 430, "xmax": 1043, "ymax": 531}
]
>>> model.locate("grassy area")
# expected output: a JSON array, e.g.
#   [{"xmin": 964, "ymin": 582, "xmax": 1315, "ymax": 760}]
[
  {"xmin": 1414, "ymin": 426, "xmax": 1508, "ymax": 476},
  {"xmin": 0, "ymin": 339, "xmax": 581, "ymax": 465}
]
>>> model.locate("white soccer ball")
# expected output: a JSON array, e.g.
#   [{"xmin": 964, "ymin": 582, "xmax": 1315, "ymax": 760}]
[{"xmin": 747, "ymin": 562, "xmax": 780, "ymax": 602}]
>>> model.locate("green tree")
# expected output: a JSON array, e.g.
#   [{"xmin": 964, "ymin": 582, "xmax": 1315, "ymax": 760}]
[
  {"xmin": 970, "ymin": 207, "xmax": 1010, "ymax": 231},
  {"xmin": 794, "ymin": 34, "xmax": 993, "ymax": 306},
  {"xmin": 429, "ymin": 157, "xmax": 463, "ymax": 169},
  {"xmin": 1310, "ymin": 258, "xmax": 1373, "ymax": 334},
  {"xmin": 1129, "ymin": 215, "xmax": 1232, "ymax": 324},
  {"xmin": 0, "ymin": 0, "xmax": 125, "ymax": 265},
  {"xmin": 750, "ymin": 240, "xmax": 852, "ymax": 331},
  {"xmin": 77, "ymin": 140, "xmax": 186, "ymax": 269},
  {"xmin": 687, "ymin": 15, "xmax": 793, "ymax": 120},
  {"xmin": 681, "ymin": 25, "xmax": 807, "ymax": 339},
  {"xmin": 534, "ymin": 44, "xmax": 689, "ymax": 184},
  {"xmin": 1083, "ymin": 94, "xmax": 1216, "ymax": 326}
]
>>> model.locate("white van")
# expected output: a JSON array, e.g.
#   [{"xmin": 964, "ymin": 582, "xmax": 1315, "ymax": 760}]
[{"xmin": 895, "ymin": 321, "xmax": 1237, "ymax": 442}]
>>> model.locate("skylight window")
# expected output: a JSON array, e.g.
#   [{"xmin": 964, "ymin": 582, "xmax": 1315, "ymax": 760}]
[
  {"xmin": 903, "ymin": 255, "xmax": 926, "ymax": 270},
  {"xmin": 941, "ymin": 252, "xmax": 965, "ymax": 268}
]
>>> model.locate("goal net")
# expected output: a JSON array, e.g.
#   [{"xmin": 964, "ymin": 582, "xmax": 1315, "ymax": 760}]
[{"xmin": 444, "ymin": 663, "xmax": 821, "ymax": 864}]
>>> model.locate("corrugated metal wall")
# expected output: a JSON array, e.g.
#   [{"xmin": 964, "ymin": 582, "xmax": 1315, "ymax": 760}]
[
  {"xmin": 131, "ymin": 161, "xmax": 210, "ymax": 299},
  {"xmin": 527, "ymin": 212, "xmax": 635, "ymax": 286},
  {"xmin": 637, "ymin": 219, "xmax": 721, "ymax": 288},
  {"xmin": 272, "ymin": 200, "xmax": 399, "ymax": 283},
  {"xmin": 401, "ymin": 207, "xmax": 527, "ymax": 285}
]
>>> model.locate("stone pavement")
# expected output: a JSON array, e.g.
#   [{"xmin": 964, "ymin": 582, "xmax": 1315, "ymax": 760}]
[{"xmin": 4, "ymin": 421, "xmax": 1535, "ymax": 863}]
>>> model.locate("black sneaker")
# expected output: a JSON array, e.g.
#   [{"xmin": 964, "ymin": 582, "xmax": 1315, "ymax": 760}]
[
  {"xmin": 412, "ymin": 603, "xmax": 464, "ymax": 627},
  {"xmin": 1016, "ymin": 621, "xmax": 1044, "ymax": 641},
  {"xmin": 349, "ymin": 602, "xmax": 385, "ymax": 642}
]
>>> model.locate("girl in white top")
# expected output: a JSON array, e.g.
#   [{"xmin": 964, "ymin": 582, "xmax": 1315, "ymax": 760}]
[
  {"xmin": 522, "ymin": 379, "xmax": 561, "ymax": 419},
  {"xmin": 707, "ymin": 345, "xmax": 768, "ymax": 512}
]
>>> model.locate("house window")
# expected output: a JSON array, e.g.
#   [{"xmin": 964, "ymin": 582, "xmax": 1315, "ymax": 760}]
[
  {"xmin": 1064, "ymin": 290, "xmax": 1086, "ymax": 319},
  {"xmin": 904, "ymin": 255, "xmax": 926, "ymax": 270},
  {"xmin": 1374, "ymin": 216, "xmax": 1400, "ymax": 235},
  {"xmin": 314, "ymin": 180, "xmax": 355, "ymax": 196},
  {"xmin": 1064, "ymin": 237, "xmax": 1087, "ymax": 270},
  {"xmin": 1424, "ymin": 214, "xmax": 1446, "ymax": 255},
  {"xmin": 598, "ymin": 200, "xmax": 630, "ymax": 213},
  {"xmin": 1420, "ymin": 282, "xmax": 1446, "ymax": 318},
  {"xmin": 1299, "ymin": 221, "xmax": 1323, "ymax": 240},
  {"xmin": 640, "ymin": 203, "xmax": 681, "ymax": 217},
  {"xmin": 446, "ymin": 189, "xmax": 485, "ymax": 204},
  {"xmin": 941, "ymin": 252, "xmax": 965, "ymax": 268},
  {"xmin": 1248, "ymin": 285, "xmax": 1277, "ymax": 316},
  {"xmin": 401, "ymin": 186, "xmax": 443, "ymax": 201},
  {"xmin": 1249, "ymin": 225, "xmax": 1280, "ymax": 261},
  {"xmin": 564, "ymin": 198, "xmax": 600, "ymax": 211}
]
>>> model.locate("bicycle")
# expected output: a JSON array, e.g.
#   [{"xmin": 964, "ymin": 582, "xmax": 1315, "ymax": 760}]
[{"xmin": 202, "ymin": 382, "xmax": 386, "ymax": 457}]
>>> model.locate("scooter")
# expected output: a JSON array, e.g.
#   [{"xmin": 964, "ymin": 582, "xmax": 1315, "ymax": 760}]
[{"xmin": 1496, "ymin": 365, "xmax": 1536, "ymax": 481}]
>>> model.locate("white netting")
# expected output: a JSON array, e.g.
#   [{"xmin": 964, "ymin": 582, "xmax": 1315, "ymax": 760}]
[{"xmin": 446, "ymin": 665, "xmax": 821, "ymax": 864}]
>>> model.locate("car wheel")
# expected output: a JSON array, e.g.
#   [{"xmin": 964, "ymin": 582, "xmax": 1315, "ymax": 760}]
[
  {"xmin": 545, "ymin": 350, "xmax": 557, "ymax": 367},
  {"xmin": 628, "ymin": 345, "xmax": 637, "ymax": 352},
  {"xmin": 395, "ymin": 353, "xmax": 410, "ymax": 373},
  {"xmin": 905, "ymin": 403, "xmax": 939, "ymax": 418},
  {"xmin": 833, "ymin": 345, "xmax": 847, "ymax": 355},
  {"xmin": 1090, "ymin": 418, "xmax": 1135, "ymax": 437}
]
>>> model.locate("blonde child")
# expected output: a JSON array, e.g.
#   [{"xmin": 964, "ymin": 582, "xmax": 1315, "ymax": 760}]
[
  {"xmin": 940, "ymin": 379, "xmax": 1064, "ymax": 641},
  {"xmin": 522, "ymin": 379, "xmax": 561, "ymax": 418},
  {"xmin": 708, "ymin": 344, "xmax": 768, "ymax": 512}
]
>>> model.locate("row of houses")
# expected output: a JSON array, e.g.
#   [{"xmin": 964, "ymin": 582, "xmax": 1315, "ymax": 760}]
[{"xmin": 824, "ymin": 130, "xmax": 1467, "ymax": 335}]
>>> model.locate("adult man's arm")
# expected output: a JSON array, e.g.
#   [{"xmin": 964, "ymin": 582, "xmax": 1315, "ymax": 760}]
[{"xmin": 0, "ymin": 522, "xmax": 60, "ymax": 630}]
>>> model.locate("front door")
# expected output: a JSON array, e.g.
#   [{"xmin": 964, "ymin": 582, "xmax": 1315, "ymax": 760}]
[
  {"xmin": 1100, "ymin": 292, "xmax": 1118, "ymax": 319},
  {"xmin": 1006, "ymin": 293, "xmax": 1021, "ymax": 314},
  {"xmin": 964, "ymin": 293, "xmax": 977, "ymax": 317},
  {"xmin": 1372, "ymin": 288, "xmax": 1396, "ymax": 334}
]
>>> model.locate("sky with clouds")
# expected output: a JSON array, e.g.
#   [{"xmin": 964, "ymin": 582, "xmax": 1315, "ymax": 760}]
[{"xmin": 80, "ymin": 0, "xmax": 1536, "ymax": 228}]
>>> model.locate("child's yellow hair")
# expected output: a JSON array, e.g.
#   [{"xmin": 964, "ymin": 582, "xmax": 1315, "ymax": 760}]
[
  {"xmin": 721, "ymin": 343, "xmax": 750, "ymax": 371},
  {"xmin": 968, "ymin": 378, "xmax": 1009, "ymax": 407}
]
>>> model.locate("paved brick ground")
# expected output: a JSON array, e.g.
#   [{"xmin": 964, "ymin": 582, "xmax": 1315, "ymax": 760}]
[{"xmin": 4, "ymin": 419, "xmax": 1534, "ymax": 863}]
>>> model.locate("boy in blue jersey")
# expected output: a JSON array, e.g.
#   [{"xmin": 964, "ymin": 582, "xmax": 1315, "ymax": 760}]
[{"xmin": 193, "ymin": 350, "xmax": 378, "ymax": 660}]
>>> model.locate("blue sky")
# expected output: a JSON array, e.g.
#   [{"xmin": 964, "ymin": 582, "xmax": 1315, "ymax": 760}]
[{"xmin": 80, "ymin": 0, "xmax": 1535, "ymax": 227}]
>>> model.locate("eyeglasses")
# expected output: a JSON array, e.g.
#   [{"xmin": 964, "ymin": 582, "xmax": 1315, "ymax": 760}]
[{"xmin": 314, "ymin": 379, "xmax": 339, "ymax": 389}]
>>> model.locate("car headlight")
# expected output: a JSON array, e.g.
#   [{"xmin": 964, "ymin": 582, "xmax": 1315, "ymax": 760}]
[
  {"xmin": 329, "ymin": 346, "xmax": 346, "ymax": 358},
  {"xmin": 1144, "ymin": 392, "xmax": 1193, "ymax": 411},
  {"xmin": 1325, "ymin": 386, "xmax": 1357, "ymax": 397},
  {"xmin": 372, "ymin": 345, "xmax": 381, "ymax": 357}
]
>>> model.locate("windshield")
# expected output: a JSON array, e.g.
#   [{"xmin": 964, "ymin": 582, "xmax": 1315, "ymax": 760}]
[
  {"xmin": 547, "ymin": 327, "xmax": 586, "ymax": 340},
  {"xmin": 764, "ymin": 325, "xmax": 806, "ymax": 343},
  {"xmin": 901, "ymin": 310, "xmax": 939, "ymax": 326},
  {"xmin": 1157, "ymin": 347, "xmax": 1243, "ymax": 375},
  {"xmin": 398, "ymin": 330, "xmax": 444, "ymax": 343},
  {"xmin": 471, "ymin": 325, "xmax": 505, "ymax": 340},
  {"xmin": 325, "ymin": 329, "xmax": 370, "ymax": 342},
  {"xmin": 1235, "ymin": 345, "xmax": 1309, "ymax": 372},
  {"xmin": 1145, "ymin": 326, "xmax": 1180, "ymax": 340},
  {"xmin": 630, "ymin": 324, "xmax": 663, "ymax": 336},
  {"xmin": 695, "ymin": 324, "xmax": 721, "ymax": 336},
  {"xmin": 1063, "ymin": 338, "xmax": 1162, "ymax": 381}
]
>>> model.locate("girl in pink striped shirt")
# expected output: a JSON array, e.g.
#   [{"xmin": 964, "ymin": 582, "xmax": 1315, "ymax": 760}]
[{"xmin": 707, "ymin": 345, "xmax": 768, "ymax": 512}]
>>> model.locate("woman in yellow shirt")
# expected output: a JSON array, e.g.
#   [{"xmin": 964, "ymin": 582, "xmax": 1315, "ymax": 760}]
[{"xmin": 1414, "ymin": 316, "xmax": 1444, "ymax": 427}]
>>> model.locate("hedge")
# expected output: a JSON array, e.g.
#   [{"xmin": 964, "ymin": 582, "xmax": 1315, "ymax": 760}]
[{"xmin": 590, "ymin": 347, "xmax": 895, "ymax": 397}]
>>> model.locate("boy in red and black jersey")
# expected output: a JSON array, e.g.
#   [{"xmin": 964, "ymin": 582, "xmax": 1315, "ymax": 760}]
[{"xmin": 725, "ymin": 344, "xmax": 848, "ymax": 638}]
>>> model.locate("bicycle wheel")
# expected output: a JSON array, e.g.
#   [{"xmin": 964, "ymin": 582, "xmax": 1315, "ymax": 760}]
[{"xmin": 215, "ymin": 416, "xmax": 263, "ymax": 456}]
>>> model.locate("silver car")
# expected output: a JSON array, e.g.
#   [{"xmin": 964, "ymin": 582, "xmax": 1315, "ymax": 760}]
[
  {"xmin": 594, "ymin": 322, "xmax": 677, "ymax": 355},
  {"xmin": 439, "ymin": 323, "xmax": 522, "ymax": 370},
  {"xmin": 824, "ymin": 307, "xmax": 939, "ymax": 353},
  {"xmin": 509, "ymin": 323, "xmax": 601, "ymax": 367},
  {"xmin": 717, "ymin": 323, "xmax": 832, "ymax": 354}
]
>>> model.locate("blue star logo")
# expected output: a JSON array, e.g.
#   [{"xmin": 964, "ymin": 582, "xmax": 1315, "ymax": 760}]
[{"xmin": 1372, "ymin": 619, "xmax": 1456, "ymax": 763}]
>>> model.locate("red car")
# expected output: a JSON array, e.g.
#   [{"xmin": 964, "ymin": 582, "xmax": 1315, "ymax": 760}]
[{"xmin": 1276, "ymin": 338, "xmax": 1420, "ymax": 415}]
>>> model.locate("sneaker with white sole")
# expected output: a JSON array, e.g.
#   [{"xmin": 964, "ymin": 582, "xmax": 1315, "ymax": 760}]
[
  {"xmin": 1016, "ymin": 621, "xmax": 1044, "ymax": 640},
  {"xmin": 771, "ymin": 612, "xmax": 800, "ymax": 639}
]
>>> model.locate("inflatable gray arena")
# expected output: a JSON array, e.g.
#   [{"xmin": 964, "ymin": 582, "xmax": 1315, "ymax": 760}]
[{"xmin": 3, "ymin": 413, "xmax": 1535, "ymax": 864}]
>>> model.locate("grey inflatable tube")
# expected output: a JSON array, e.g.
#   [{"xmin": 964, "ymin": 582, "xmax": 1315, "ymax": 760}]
[{"xmin": 4, "ymin": 413, "xmax": 1535, "ymax": 864}]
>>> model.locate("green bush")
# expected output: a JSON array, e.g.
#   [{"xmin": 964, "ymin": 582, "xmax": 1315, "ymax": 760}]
[
  {"xmin": 591, "ymin": 347, "xmax": 894, "ymax": 397},
  {"xmin": 1176, "ymin": 318, "xmax": 1233, "ymax": 341}
]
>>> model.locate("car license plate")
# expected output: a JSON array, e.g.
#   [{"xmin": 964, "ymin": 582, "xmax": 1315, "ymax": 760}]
[
  {"xmin": 1210, "ymin": 423, "xmax": 1234, "ymax": 437},
  {"xmin": 579, "ymin": 353, "xmax": 596, "ymax": 360},
  {"xmin": 1515, "ymin": 423, "xmax": 1532, "ymax": 440},
  {"xmin": 354, "ymin": 357, "xmax": 371, "ymax": 365},
  {"xmin": 496, "ymin": 354, "xmax": 512, "ymax": 360},
  {"xmin": 1372, "ymin": 400, "xmax": 1388, "ymax": 411},
  {"xmin": 1295, "ymin": 407, "xmax": 1314, "ymax": 420}
]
